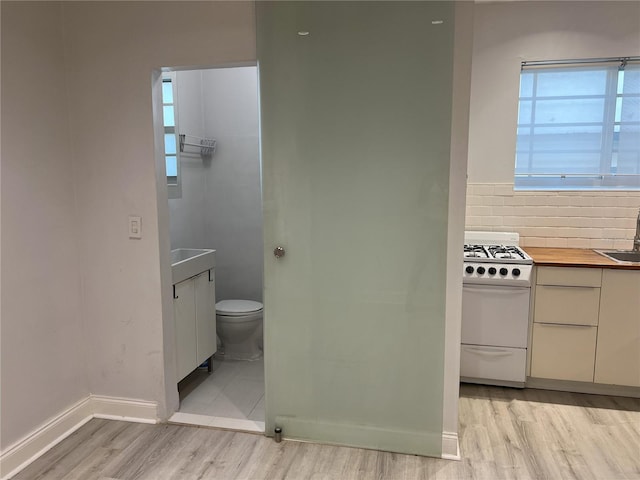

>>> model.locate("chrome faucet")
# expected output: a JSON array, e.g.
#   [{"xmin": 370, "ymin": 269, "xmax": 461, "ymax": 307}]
[{"xmin": 634, "ymin": 208, "xmax": 640, "ymax": 252}]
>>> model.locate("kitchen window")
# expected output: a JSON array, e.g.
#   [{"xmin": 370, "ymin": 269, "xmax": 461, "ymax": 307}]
[
  {"xmin": 515, "ymin": 57, "xmax": 640, "ymax": 190},
  {"xmin": 163, "ymin": 72, "xmax": 181, "ymax": 199}
]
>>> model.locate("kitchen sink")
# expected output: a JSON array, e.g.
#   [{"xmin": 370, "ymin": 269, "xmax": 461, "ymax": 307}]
[
  {"xmin": 171, "ymin": 248, "xmax": 216, "ymax": 284},
  {"xmin": 595, "ymin": 249, "xmax": 640, "ymax": 264}
]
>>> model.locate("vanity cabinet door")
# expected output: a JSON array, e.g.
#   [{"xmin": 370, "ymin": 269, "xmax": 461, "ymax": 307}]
[
  {"xmin": 595, "ymin": 270, "xmax": 640, "ymax": 387},
  {"xmin": 174, "ymin": 279, "xmax": 196, "ymax": 382},
  {"xmin": 195, "ymin": 270, "xmax": 216, "ymax": 365}
]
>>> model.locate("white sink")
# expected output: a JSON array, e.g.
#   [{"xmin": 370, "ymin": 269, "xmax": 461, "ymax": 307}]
[{"xmin": 171, "ymin": 248, "xmax": 216, "ymax": 284}]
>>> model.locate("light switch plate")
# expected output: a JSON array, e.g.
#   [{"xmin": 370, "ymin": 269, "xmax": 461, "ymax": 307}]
[{"xmin": 129, "ymin": 215, "xmax": 142, "ymax": 239}]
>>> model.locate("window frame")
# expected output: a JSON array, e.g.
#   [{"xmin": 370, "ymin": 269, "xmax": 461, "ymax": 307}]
[
  {"xmin": 162, "ymin": 72, "xmax": 182, "ymax": 199},
  {"xmin": 514, "ymin": 57, "xmax": 640, "ymax": 191}
]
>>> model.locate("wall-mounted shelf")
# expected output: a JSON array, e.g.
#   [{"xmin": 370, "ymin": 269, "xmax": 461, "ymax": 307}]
[{"xmin": 179, "ymin": 134, "xmax": 216, "ymax": 157}]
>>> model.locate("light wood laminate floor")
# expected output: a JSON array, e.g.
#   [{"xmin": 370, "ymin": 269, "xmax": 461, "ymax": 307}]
[{"xmin": 12, "ymin": 384, "xmax": 640, "ymax": 479}]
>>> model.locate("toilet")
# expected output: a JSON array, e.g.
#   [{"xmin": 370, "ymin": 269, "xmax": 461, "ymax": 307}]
[{"xmin": 215, "ymin": 299, "xmax": 263, "ymax": 361}]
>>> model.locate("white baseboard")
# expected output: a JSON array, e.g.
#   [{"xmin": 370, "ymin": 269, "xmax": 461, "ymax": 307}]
[
  {"xmin": 441, "ymin": 431, "xmax": 460, "ymax": 460},
  {"xmin": 0, "ymin": 396, "xmax": 93, "ymax": 480},
  {"xmin": 91, "ymin": 395, "xmax": 158, "ymax": 424},
  {"xmin": 0, "ymin": 395, "xmax": 158, "ymax": 480},
  {"xmin": 526, "ymin": 377, "xmax": 640, "ymax": 398}
]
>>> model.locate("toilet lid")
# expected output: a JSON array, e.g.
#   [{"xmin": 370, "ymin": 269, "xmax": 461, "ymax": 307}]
[{"xmin": 216, "ymin": 299, "xmax": 263, "ymax": 316}]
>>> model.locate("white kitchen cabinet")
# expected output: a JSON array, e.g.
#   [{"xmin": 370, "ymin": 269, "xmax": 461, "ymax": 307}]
[
  {"xmin": 534, "ymin": 267, "xmax": 602, "ymax": 327},
  {"xmin": 534, "ymin": 285, "xmax": 600, "ymax": 326},
  {"xmin": 594, "ymin": 269, "xmax": 640, "ymax": 387},
  {"xmin": 173, "ymin": 269, "xmax": 216, "ymax": 382},
  {"xmin": 530, "ymin": 266, "xmax": 601, "ymax": 383},
  {"xmin": 530, "ymin": 323, "xmax": 597, "ymax": 382},
  {"xmin": 536, "ymin": 266, "xmax": 602, "ymax": 288}
]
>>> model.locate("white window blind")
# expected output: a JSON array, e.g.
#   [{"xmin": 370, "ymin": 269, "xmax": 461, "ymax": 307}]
[{"xmin": 515, "ymin": 59, "xmax": 640, "ymax": 190}]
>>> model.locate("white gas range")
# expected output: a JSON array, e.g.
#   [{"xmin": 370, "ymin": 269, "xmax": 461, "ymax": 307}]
[{"xmin": 460, "ymin": 231, "xmax": 533, "ymax": 387}]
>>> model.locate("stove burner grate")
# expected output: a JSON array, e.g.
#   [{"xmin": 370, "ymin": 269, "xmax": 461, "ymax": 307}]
[
  {"xmin": 464, "ymin": 245, "xmax": 490, "ymax": 259},
  {"xmin": 487, "ymin": 245, "xmax": 527, "ymax": 260}
]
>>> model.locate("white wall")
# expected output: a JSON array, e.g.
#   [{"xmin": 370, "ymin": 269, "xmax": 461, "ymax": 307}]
[
  {"xmin": 169, "ymin": 67, "xmax": 262, "ymax": 302},
  {"xmin": 61, "ymin": 1, "xmax": 256, "ymax": 417},
  {"xmin": 466, "ymin": 1, "xmax": 640, "ymax": 247},
  {"xmin": 202, "ymin": 67, "xmax": 262, "ymax": 302},
  {"xmin": 442, "ymin": 1, "xmax": 474, "ymax": 455},
  {"xmin": 0, "ymin": 2, "xmax": 88, "ymax": 450},
  {"xmin": 468, "ymin": 1, "xmax": 640, "ymax": 184},
  {"xmin": 169, "ymin": 71, "xmax": 208, "ymax": 250}
]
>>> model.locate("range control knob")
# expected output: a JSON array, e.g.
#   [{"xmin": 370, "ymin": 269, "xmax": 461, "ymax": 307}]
[
  {"xmin": 488, "ymin": 267, "xmax": 497, "ymax": 275},
  {"xmin": 512, "ymin": 268, "xmax": 521, "ymax": 277},
  {"xmin": 500, "ymin": 267, "xmax": 508, "ymax": 276},
  {"xmin": 477, "ymin": 266, "xmax": 486, "ymax": 275},
  {"xmin": 465, "ymin": 266, "xmax": 474, "ymax": 274}
]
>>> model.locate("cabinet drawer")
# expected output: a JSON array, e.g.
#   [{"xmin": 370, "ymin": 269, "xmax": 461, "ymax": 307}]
[
  {"xmin": 530, "ymin": 323, "xmax": 597, "ymax": 382},
  {"xmin": 534, "ymin": 285, "xmax": 600, "ymax": 326},
  {"xmin": 537, "ymin": 267, "xmax": 601, "ymax": 287},
  {"xmin": 460, "ymin": 345, "xmax": 526, "ymax": 383}
]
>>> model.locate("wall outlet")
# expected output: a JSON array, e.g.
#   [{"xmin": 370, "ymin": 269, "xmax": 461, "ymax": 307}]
[{"xmin": 129, "ymin": 215, "xmax": 142, "ymax": 239}]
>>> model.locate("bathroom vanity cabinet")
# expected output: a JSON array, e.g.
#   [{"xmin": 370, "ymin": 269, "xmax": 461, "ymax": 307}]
[{"xmin": 174, "ymin": 269, "xmax": 216, "ymax": 382}]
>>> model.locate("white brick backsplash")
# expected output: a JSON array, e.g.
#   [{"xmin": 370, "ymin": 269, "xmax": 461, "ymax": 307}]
[
  {"xmin": 619, "ymin": 217, "xmax": 637, "ymax": 229},
  {"xmin": 502, "ymin": 216, "xmax": 521, "ymax": 226},
  {"xmin": 465, "ymin": 216, "xmax": 483, "ymax": 226},
  {"xmin": 571, "ymin": 238, "xmax": 592, "ymax": 249},
  {"xmin": 548, "ymin": 237, "xmax": 569, "ymax": 247},
  {"xmin": 590, "ymin": 238, "xmax": 615, "ymax": 249},
  {"xmin": 613, "ymin": 239, "xmax": 633, "ymax": 249},
  {"xmin": 522, "ymin": 237, "xmax": 548, "ymax": 247},
  {"xmin": 466, "ymin": 206, "xmax": 492, "ymax": 216},
  {"xmin": 481, "ymin": 216, "xmax": 503, "ymax": 226},
  {"xmin": 475, "ymin": 185, "xmax": 495, "ymax": 196},
  {"xmin": 486, "ymin": 196, "xmax": 505, "ymax": 206},
  {"xmin": 466, "ymin": 195, "xmax": 483, "ymax": 206},
  {"xmin": 494, "ymin": 184, "xmax": 514, "ymax": 196},
  {"xmin": 466, "ymin": 183, "xmax": 640, "ymax": 249},
  {"xmin": 608, "ymin": 229, "xmax": 630, "ymax": 239}
]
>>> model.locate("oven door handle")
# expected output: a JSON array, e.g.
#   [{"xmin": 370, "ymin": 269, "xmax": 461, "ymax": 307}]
[
  {"xmin": 464, "ymin": 347, "xmax": 515, "ymax": 357},
  {"xmin": 463, "ymin": 284, "xmax": 530, "ymax": 292}
]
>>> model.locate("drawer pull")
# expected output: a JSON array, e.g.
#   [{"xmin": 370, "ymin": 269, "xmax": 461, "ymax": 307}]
[
  {"xmin": 536, "ymin": 322, "xmax": 594, "ymax": 328},
  {"xmin": 465, "ymin": 347, "xmax": 513, "ymax": 357},
  {"xmin": 538, "ymin": 285, "xmax": 599, "ymax": 289}
]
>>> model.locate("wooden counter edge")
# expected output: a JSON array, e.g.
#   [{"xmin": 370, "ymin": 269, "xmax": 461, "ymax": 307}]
[{"xmin": 523, "ymin": 247, "xmax": 640, "ymax": 270}]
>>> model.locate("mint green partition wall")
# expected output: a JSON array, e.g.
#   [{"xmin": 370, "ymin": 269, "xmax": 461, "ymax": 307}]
[{"xmin": 257, "ymin": 2, "xmax": 455, "ymax": 457}]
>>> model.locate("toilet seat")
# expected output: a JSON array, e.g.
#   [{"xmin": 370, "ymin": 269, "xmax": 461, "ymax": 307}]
[{"xmin": 216, "ymin": 299, "xmax": 263, "ymax": 317}]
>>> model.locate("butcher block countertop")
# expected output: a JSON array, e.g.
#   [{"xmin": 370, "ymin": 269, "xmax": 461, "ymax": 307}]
[{"xmin": 523, "ymin": 247, "xmax": 640, "ymax": 270}]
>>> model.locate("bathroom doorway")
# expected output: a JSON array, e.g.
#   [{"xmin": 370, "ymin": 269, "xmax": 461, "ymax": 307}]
[{"xmin": 156, "ymin": 64, "xmax": 264, "ymax": 433}]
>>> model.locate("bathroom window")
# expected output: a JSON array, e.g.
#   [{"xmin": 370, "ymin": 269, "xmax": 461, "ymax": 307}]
[
  {"xmin": 163, "ymin": 73, "xmax": 181, "ymax": 199},
  {"xmin": 515, "ymin": 58, "xmax": 640, "ymax": 190}
]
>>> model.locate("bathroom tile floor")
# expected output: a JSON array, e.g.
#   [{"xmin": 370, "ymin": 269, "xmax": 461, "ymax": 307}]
[{"xmin": 170, "ymin": 356, "xmax": 265, "ymax": 433}]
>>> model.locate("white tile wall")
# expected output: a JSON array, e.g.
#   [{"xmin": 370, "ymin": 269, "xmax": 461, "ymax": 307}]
[{"xmin": 466, "ymin": 183, "xmax": 640, "ymax": 249}]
